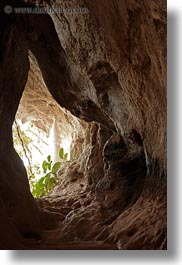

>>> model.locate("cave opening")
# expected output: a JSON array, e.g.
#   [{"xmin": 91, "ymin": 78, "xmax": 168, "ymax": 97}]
[
  {"xmin": 12, "ymin": 52, "xmax": 87, "ymax": 198},
  {"xmin": 7, "ymin": 42, "xmax": 165, "ymax": 250}
]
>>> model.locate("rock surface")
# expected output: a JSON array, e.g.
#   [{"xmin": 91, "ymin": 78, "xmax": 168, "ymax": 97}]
[{"xmin": 0, "ymin": 0, "xmax": 166, "ymax": 249}]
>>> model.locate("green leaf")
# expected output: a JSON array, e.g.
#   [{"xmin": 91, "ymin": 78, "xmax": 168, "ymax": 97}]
[
  {"xmin": 38, "ymin": 176, "xmax": 46, "ymax": 185},
  {"xmin": 47, "ymin": 162, "xmax": 52, "ymax": 171},
  {"xmin": 44, "ymin": 173, "xmax": 51, "ymax": 186},
  {"xmin": 47, "ymin": 155, "xmax": 51, "ymax": 162},
  {"xmin": 52, "ymin": 162, "xmax": 61, "ymax": 174},
  {"xmin": 33, "ymin": 182, "xmax": 42, "ymax": 198},
  {"xmin": 59, "ymin": 148, "xmax": 64, "ymax": 159},
  {"xmin": 64, "ymin": 153, "xmax": 68, "ymax": 160},
  {"xmin": 47, "ymin": 177, "xmax": 55, "ymax": 190},
  {"xmin": 42, "ymin": 160, "xmax": 48, "ymax": 173}
]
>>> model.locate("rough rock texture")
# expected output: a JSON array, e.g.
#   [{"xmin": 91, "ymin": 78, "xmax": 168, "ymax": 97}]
[
  {"xmin": 17, "ymin": 51, "xmax": 88, "ymax": 141},
  {"xmin": 96, "ymin": 131, "xmax": 147, "ymax": 211},
  {"xmin": 0, "ymin": 0, "xmax": 166, "ymax": 249},
  {"xmin": 48, "ymin": 0, "xmax": 167, "ymax": 169}
]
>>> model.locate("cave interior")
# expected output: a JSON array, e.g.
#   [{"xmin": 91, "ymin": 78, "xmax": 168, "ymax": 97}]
[{"xmin": 0, "ymin": 0, "xmax": 167, "ymax": 250}]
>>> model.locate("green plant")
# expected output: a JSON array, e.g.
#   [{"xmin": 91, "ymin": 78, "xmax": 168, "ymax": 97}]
[
  {"xmin": 13, "ymin": 120, "xmax": 69, "ymax": 198},
  {"xmin": 30, "ymin": 148, "xmax": 68, "ymax": 198},
  {"xmin": 59, "ymin": 147, "xmax": 68, "ymax": 160}
]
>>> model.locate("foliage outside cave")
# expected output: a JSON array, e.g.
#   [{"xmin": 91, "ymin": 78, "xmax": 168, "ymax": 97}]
[{"xmin": 13, "ymin": 121, "xmax": 68, "ymax": 198}]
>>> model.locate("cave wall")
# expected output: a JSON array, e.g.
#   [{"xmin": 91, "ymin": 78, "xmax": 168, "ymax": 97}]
[
  {"xmin": 0, "ymin": 0, "xmax": 166, "ymax": 249},
  {"xmin": 24, "ymin": 0, "xmax": 166, "ymax": 175},
  {"xmin": 25, "ymin": 0, "xmax": 166, "ymax": 185},
  {"xmin": 0, "ymin": 10, "xmax": 42, "ymax": 249},
  {"xmin": 48, "ymin": 0, "xmax": 166, "ymax": 170}
]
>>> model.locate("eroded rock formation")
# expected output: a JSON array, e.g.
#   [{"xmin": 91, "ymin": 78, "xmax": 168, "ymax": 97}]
[{"xmin": 0, "ymin": 0, "xmax": 166, "ymax": 250}]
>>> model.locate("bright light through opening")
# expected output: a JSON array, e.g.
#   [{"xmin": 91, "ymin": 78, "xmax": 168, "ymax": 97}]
[{"xmin": 13, "ymin": 119, "xmax": 72, "ymax": 180}]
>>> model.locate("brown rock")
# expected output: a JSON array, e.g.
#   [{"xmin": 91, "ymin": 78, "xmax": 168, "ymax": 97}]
[{"xmin": 0, "ymin": 0, "xmax": 166, "ymax": 249}]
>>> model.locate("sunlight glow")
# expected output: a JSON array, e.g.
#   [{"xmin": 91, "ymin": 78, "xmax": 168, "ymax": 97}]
[{"xmin": 13, "ymin": 119, "xmax": 72, "ymax": 178}]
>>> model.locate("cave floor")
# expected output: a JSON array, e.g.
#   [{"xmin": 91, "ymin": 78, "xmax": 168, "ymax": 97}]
[
  {"xmin": 21, "ymin": 176, "xmax": 166, "ymax": 250},
  {"xmin": 23, "ymin": 178, "xmax": 118, "ymax": 250}
]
